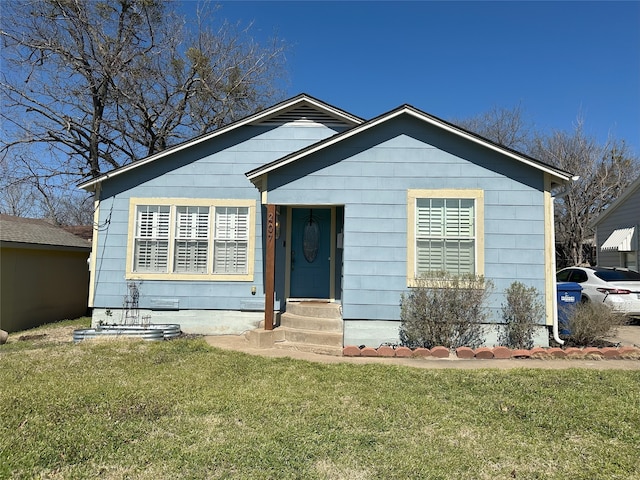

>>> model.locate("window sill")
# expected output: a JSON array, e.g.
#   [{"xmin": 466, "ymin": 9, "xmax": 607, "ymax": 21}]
[
  {"xmin": 407, "ymin": 276, "xmax": 487, "ymax": 289},
  {"xmin": 126, "ymin": 272, "xmax": 254, "ymax": 282}
]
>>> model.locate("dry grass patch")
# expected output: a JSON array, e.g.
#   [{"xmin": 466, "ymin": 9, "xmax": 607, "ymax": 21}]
[{"xmin": 314, "ymin": 459, "xmax": 371, "ymax": 480}]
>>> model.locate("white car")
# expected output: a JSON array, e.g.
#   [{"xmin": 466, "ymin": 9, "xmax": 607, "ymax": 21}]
[{"xmin": 556, "ymin": 266, "xmax": 640, "ymax": 318}]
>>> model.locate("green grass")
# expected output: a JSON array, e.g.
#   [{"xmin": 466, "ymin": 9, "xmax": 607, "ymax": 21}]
[{"xmin": 1, "ymin": 320, "xmax": 639, "ymax": 479}]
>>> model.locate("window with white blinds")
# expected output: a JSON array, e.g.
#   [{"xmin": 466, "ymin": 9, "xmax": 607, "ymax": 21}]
[
  {"xmin": 174, "ymin": 206, "xmax": 209, "ymax": 273},
  {"xmin": 134, "ymin": 205, "xmax": 170, "ymax": 272},
  {"xmin": 214, "ymin": 206, "xmax": 249, "ymax": 274},
  {"xmin": 415, "ymin": 198, "xmax": 476, "ymax": 275},
  {"xmin": 130, "ymin": 201, "xmax": 253, "ymax": 278}
]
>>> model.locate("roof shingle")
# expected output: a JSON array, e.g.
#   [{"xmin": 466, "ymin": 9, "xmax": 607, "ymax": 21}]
[{"xmin": 0, "ymin": 214, "xmax": 91, "ymax": 250}]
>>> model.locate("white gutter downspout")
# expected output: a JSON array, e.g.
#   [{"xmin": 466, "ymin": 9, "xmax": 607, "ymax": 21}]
[
  {"xmin": 550, "ymin": 195, "xmax": 564, "ymax": 345},
  {"xmin": 550, "ymin": 176, "xmax": 579, "ymax": 345}
]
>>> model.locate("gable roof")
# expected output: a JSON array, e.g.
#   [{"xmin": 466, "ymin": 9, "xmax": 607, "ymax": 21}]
[
  {"xmin": 0, "ymin": 215, "xmax": 91, "ymax": 250},
  {"xmin": 591, "ymin": 175, "xmax": 640, "ymax": 227},
  {"xmin": 78, "ymin": 94, "xmax": 364, "ymax": 192},
  {"xmin": 246, "ymin": 104, "xmax": 573, "ymax": 187}
]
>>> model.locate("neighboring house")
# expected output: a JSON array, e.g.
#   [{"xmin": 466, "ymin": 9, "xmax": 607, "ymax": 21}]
[
  {"xmin": 0, "ymin": 215, "xmax": 91, "ymax": 333},
  {"xmin": 591, "ymin": 175, "xmax": 640, "ymax": 271},
  {"xmin": 79, "ymin": 94, "xmax": 572, "ymax": 347}
]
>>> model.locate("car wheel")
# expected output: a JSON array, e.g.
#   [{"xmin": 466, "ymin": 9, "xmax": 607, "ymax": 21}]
[{"xmin": 580, "ymin": 296, "xmax": 589, "ymax": 304}]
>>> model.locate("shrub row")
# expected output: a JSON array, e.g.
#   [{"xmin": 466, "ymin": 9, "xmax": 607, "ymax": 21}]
[{"xmin": 399, "ymin": 272, "xmax": 625, "ymax": 349}]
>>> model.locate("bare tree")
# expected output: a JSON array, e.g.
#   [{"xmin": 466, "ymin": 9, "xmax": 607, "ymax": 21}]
[
  {"xmin": 455, "ymin": 107, "xmax": 638, "ymax": 269},
  {"xmin": 0, "ymin": 167, "xmax": 37, "ymax": 218},
  {"xmin": 1, "ymin": 0, "xmax": 287, "ymax": 185},
  {"xmin": 115, "ymin": 3, "xmax": 286, "ymax": 156},
  {"xmin": 49, "ymin": 192, "xmax": 95, "ymax": 226},
  {"xmin": 530, "ymin": 121, "xmax": 639, "ymax": 267},
  {"xmin": 0, "ymin": 146, "xmax": 94, "ymax": 224},
  {"xmin": 1, "ymin": 0, "xmax": 169, "ymax": 179},
  {"xmin": 452, "ymin": 103, "xmax": 532, "ymax": 152}
]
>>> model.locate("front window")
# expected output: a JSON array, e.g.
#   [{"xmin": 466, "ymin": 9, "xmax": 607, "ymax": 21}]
[
  {"xmin": 416, "ymin": 198, "xmax": 475, "ymax": 275},
  {"xmin": 128, "ymin": 199, "xmax": 255, "ymax": 280},
  {"xmin": 407, "ymin": 189, "xmax": 484, "ymax": 286}
]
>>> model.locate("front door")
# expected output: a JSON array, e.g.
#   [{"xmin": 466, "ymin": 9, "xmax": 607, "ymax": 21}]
[{"xmin": 290, "ymin": 208, "xmax": 331, "ymax": 298}]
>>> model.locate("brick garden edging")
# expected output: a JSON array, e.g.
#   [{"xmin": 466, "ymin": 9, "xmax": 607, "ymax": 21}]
[{"xmin": 342, "ymin": 345, "xmax": 640, "ymax": 360}]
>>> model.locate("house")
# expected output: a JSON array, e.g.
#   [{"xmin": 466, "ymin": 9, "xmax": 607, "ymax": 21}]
[
  {"xmin": 591, "ymin": 175, "xmax": 640, "ymax": 271},
  {"xmin": 0, "ymin": 214, "xmax": 91, "ymax": 333},
  {"xmin": 79, "ymin": 94, "xmax": 572, "ymax": 349}
]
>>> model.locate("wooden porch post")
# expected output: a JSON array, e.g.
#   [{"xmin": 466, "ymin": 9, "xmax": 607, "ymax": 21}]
[{"xmin": 264, "ymin": 203, "xmax": 276, "ymax": 330}]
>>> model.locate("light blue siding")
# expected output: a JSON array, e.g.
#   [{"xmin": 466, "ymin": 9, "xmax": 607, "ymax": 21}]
[
  {"xmin": 92, "ymin": 109, "xmax": 553, "ymax": 345},
  {"xmin": 93, "ymin": 124, "xmax": 341, "ymax": 311},
  {"xmin": 266, "ymin": 115, "xmax": 549, "ymax": 329}
]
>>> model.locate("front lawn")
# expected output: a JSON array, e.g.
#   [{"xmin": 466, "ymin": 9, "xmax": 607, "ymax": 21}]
[{"xmin": 1, "ymin": 320, "xmax": 639, "ymax": 479}]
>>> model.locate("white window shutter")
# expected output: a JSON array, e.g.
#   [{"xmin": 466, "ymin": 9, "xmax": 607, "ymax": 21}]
[
  {"xmin": 214, "ymin": 207, "xmax": 249, "ymax": 274},
  {"xmin": 415, "ymin": 198, "xmax": 475, "ymax": 276},
  {"xmin": 174, "ymin": 206, "xmax": 209, "ymax": 273},
  {"xmin": 134, "ymin": 206, "xmax": 170, "ymax": 272}
]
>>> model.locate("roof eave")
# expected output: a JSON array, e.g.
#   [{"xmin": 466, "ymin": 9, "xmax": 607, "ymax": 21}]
[
  {"xmin": 247, "ymin": 106, "xmax": 574, "ymax": 185},
  {"xmin": 0, "ymin": 240, "xmax": 91, "ymax": 252},
  {"xmin": 79, "ymin": 93, "xmax": 364, "ymax": 191}
]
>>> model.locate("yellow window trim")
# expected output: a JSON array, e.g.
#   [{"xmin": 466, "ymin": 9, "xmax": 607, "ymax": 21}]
[
  {"xmin": 407, "ymin": 189, "xmax": 485, "ymax": 287},
  {"xmin": 126, "ymin": 197, "xmax": 256, "ymax": 281}
]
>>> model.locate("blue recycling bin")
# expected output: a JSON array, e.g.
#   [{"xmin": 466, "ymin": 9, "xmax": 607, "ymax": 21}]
[{"xmin": 556, "ymin": 282, "xmax": 582, "ymax": 335}]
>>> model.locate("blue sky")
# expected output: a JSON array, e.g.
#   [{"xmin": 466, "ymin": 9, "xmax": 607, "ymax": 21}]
[{"xmin": 186, "ymin": 1, "xmax": 640, "ymax": 155}]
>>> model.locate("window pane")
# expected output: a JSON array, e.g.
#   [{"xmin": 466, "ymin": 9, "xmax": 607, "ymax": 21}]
[
  {"xmin": 134, "ymin": 205, "xmax": 170, "ymax": 272},
  {"xmin": 417, "ymin": 198, "xmax": 444, "ymax": 237},
  {"xmin": 174, "ymin": 206, "xmax": 209, "ymax": 273},
  {"xmin": 134, "ymin": 240, "xmax": 169, "ymax": 272},
  {"xmin": 444, "ymin": 240, "xmax": 461, "ymax": 273},
  {"xmin": 214, "ymin": 207, "xmax": 250, "ymax": 274},
  {"xmin": 216, "ymin": 207, "xmax": 249, "ymax": 240},
  {"xmin": 458, "ymin": 199, "xmax": 475, "ymax": 237},
  {"xmin": 417, "ymin": 239, "xmax": 445, "ymax": 273},
  {"xmin": 136, "ymin": 205, "xmax": 170, "ymax": 239},
  {"xmin": 176, "ymin": 206, "xmax": 209, "ymax": 239},
  {"xmin": 455, "ymin": 239, "xmax": 475, "ymax": 274},
  {"xmin": 571, "ymin": 270, "xmax": 588, "ymax": 283},
  {"xmin": 175, "ymin": 240, "xmax": 208, "ymax": 273},
  {"xmin": 446, "ymin": 240, "xmax": 475, "ymax": 275},
  {"xmin": 415, "ymin": 198, "xmax": 475, "ymax": 276},
  {"xmin": 595, "ymin": 268, "xmax": 640, "ymax": 281},
  {"xmin": 623, "ymin": 252, "xmax": 637, "ymax": 272},
  {"xmin": 214, "ymin": 240, "xmax": 248, "ymax": 274}
]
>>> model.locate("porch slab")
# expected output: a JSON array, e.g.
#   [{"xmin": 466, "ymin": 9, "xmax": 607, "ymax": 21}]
[{"xmin": 245, "ymin": 328, "xmax": 285, "ymax": 348}]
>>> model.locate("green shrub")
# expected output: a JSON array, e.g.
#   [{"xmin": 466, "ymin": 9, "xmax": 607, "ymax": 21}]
[
  {"xmin": 399, "ymin": 272, "xmax": 493, "ymax": 349},
  {"xmin": 564, "ymin": 301, "xmax": 625, "ymax": 347},
  {"xmin": 498, "ymin": 282, "xmax": 545, "ymax": 349}
]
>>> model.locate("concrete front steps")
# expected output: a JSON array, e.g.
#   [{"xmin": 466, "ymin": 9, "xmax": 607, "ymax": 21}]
[{"xmin": 246, "ymin": 300, "xmax": 343, "ymax": 356}]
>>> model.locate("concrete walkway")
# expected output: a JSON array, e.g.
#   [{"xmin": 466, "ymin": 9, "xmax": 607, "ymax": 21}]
[
  {"xmin": 604, "ymin": 324, "xmax": 640, "ymax": 348},
  {"xmin": 204, "ymin": 325, "xmax": 640, "ymax": 370}
]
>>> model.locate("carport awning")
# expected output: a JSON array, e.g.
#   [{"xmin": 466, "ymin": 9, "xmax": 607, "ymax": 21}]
[{"xmin": 601, "ymin": 227, "xmax": 635, "ymax": 251}]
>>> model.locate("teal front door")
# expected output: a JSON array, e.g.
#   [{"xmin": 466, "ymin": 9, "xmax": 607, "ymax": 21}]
[{"xmin": 290, "ymin": 208, "xmax": 331, "ymax": 298}]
